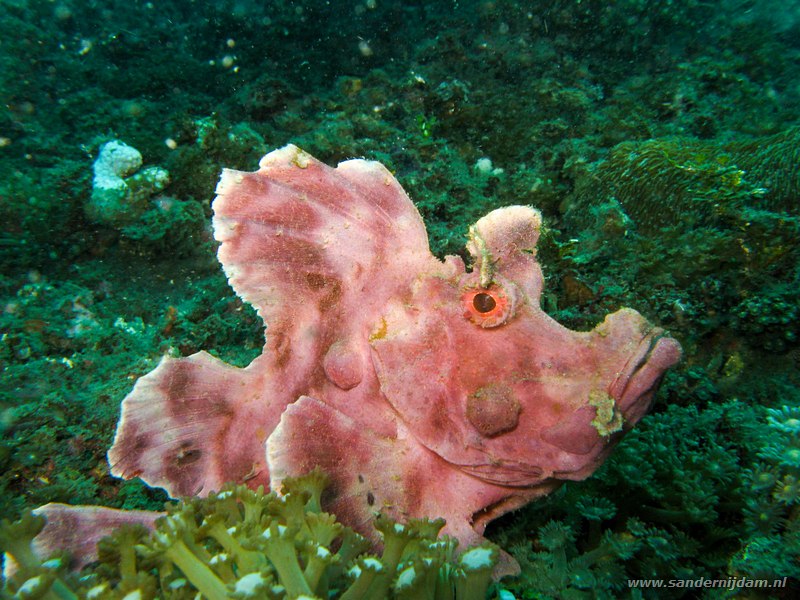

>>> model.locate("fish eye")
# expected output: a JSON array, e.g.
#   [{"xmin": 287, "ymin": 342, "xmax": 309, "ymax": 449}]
[
  {"xmin": 473, "ymin": 292, "xmax": 496, "ymax": 313},
  {"xmin": 461, "ymin": 285, "xmax": 514, "ymax": 328}
]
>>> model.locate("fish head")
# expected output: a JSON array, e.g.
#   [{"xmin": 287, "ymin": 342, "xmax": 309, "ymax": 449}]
[{"xmin": 370, "ymin": 206, "xmax": 681, "ymax": 488}]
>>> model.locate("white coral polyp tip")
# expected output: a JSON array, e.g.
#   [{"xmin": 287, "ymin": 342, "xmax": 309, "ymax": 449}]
[
  {"xmin": 234, "ymin": 572, "xmax": 267, "ymax": 596},
  {"xmin": 348, "ymin": 565, "xmax": 362, "ymax": 578},
  {"xmin": 41, "ymin": 558, "xmax": 62, "ymax": 569},
  {"xmin": 261, "ymin": 523, "xmax": 287, "ymax": 539},
  {"xmin": 86, "ymin": 584, "xmax": 109, "ymax": 599},
  {"xmin": 395, "ymin": 565, "xmax": 417, "ymax": 589},
  {"xmin": 362, "ymin": 557, "xmax": 384, "ymax": 572},
  {"xmin": 460, "ymin": 546, "xmax": 494, "ymax": 570},
  {"xmin": 18, "ymin": 576, "xmax": 44, "ymax": 596}
]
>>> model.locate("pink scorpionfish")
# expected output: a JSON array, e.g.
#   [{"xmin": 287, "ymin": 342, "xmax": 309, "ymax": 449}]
[{"xmin": 40, "ymin": 145, "xmax": 681, "ymax": 573}]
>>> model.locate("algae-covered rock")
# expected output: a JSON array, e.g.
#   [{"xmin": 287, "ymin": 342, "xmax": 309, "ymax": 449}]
[
  {"xmin": 86, "ymin": 140, "xmax": 170, "ymax": 227},
  {"xmin": 564, "ymin": 127, "xmax": 800, "ymax": 234},
  {"xmin": 560, "ymin": 127, "xmax": 800, "ymax": 293}
]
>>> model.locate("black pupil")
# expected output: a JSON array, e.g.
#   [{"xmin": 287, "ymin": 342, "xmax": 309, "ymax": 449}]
[{"xmin": 473, "ymin": 292, "xmax": 496, "ymax": 313}]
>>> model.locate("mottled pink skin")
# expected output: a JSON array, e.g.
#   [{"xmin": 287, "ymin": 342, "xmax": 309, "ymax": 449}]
[
  {"xmin": 36, "ymin": 505, "xmax": 160, "ymax": 571},
  {"xmin": 38, "ymin": 145, "xmax": 681, "ymax": 574}
]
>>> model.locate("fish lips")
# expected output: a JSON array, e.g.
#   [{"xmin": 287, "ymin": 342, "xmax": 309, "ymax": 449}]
[{"xmin": 610, "ymin": 326, "xmax": 683, "ymax": 427}]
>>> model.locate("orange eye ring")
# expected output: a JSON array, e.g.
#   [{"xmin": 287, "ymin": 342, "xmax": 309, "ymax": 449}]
[{"xmin": 462, "ymin": 285, "xmax": 514, "ymax": 328}]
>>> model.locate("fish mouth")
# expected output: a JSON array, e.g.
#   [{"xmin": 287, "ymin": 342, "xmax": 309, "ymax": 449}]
[
  {"xmin": 609, "ymin": 326, "xmax": 682, "ymax": 426},
  {"xmin": 459, "ymin": 461, "xmax": 547, "ymax": 488}
]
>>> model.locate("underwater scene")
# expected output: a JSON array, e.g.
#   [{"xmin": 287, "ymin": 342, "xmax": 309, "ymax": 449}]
[{"xmin": 1, "ymin": 0, "xmax": 800, "ymax": 598}]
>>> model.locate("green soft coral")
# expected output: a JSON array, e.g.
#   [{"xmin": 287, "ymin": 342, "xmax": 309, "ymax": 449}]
[
  {"xmin": 0, "ymin": 512, "xmax": 78, "ymax": 600},
  {"xmin": 735, "ymin": 405, "xmax": 800, "ymax": 580},
  {"xmin": 1, "ymin": 469, "xmax": 504, "ymax": 599}
]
